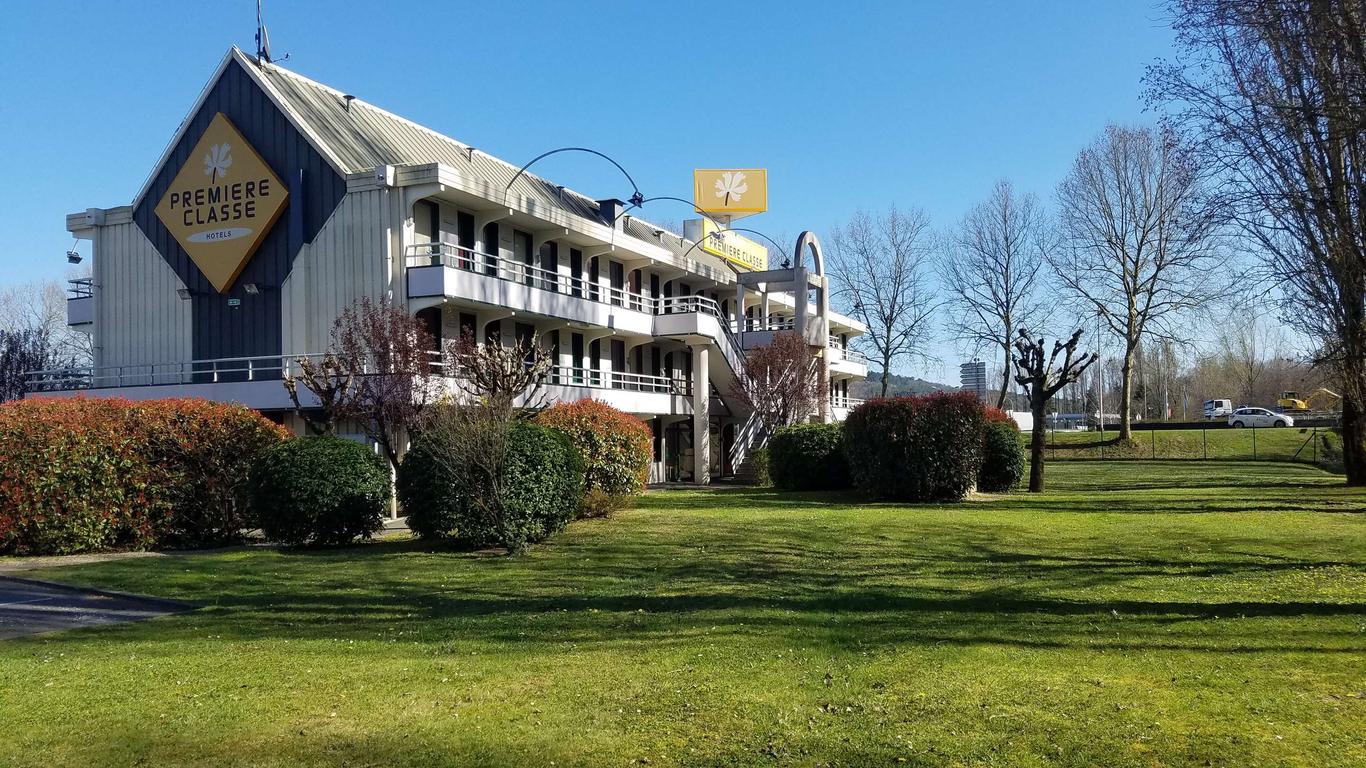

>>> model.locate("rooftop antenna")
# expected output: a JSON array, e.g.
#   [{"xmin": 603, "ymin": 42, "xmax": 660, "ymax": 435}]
[
  {"xmin": 254, "ymin": 0, "xmax": 271, "ymax": 62},
  {"xmin": 254, "ymin": 0, "xmax": 288, "ymax": 63}
]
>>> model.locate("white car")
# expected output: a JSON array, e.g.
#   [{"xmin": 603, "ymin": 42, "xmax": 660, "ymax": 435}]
[
  {"xmin": 1228, "ymin": 407, "xmax": 1293, "ymax": 428},
  {"xmin": 1203, "ymin": 399, "xmax": 1233, "ymax": 420}
]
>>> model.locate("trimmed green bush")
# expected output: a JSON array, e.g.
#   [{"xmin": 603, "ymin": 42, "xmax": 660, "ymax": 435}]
[
  {"xmin": 979, "ymin": 420, "xmax": 1025, "ymax": 492},
  {"xmin": 748, "ymin": 447, "xmax": 772, "ymax": 487},
  {"xmin": 399, "ymin": 419, "xmax": 584, "ymax": 551},
  {"xmin": 843, "ymin": 393, "xmax": 987, "ymax": 502},
  {"xmin": 398, "ymin": 432, "xmax": 462, "ymax": 541},
  {"xmin": 252, "ymin": 437, "xmax": 390, "ymax": 547},
  {"xmin": 768, "ymin": 423, "xmax": 851, "ymax": 491}
]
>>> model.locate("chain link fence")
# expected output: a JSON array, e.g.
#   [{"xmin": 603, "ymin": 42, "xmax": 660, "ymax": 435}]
[{"xmin": 1044, "ymin": 423, "xmax": 1339, "ymax": 466}]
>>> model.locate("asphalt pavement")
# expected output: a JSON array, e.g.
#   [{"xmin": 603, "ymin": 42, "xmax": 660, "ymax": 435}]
[{"xmin": 0, "ymin": 576, "xmax": 190, "ymax": 639}]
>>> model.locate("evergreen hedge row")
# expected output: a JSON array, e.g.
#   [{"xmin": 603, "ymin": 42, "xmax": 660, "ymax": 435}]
[
  {"xmin": 767, "ymin": 423, "xmax": 852, "ymax": 491},
  {"xmin": 843, "ymin": 393, "xmax": 987, "ymax": 502},
  {"xmin": 0, "ymin": 397, "xmax": 289, "ymax": 555}
]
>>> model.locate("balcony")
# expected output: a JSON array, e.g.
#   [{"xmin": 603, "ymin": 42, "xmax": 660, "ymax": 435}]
[
  {"xmin": 829, "ymin": 393, "xmax": 866, "ymax": 421},
  {"xmin": 405, "ymin": 243, "xmax": 656, "ymax": 329},
  {"xmin": 67, "ymin": 278, "xmax": 93, "ymax": 326},
  {"xmin": 24, "ymin": 353, "xmax": 693, "ymax": 417}
]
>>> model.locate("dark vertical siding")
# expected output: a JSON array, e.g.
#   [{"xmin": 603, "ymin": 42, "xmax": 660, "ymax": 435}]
[{"xmin": 133, "ymin": 59, "xmax": 346, "ymax": 366}]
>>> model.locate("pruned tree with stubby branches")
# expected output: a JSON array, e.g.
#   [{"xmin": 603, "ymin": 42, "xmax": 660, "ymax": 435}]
[
  {"xmin": 282, "ymin": 297, "xmax": 440, "ymax": 472},
  {"xmin": 1014, "ymin": 328, "xmax": 1098, "ymax": 492},
  {"xmin": 283, "ymin": 353, "xmax": 354, "ymax": 436},
  {"xmin": 447, "ymin": 330, "xmax": 555, "ymax": 416},
  {"xmin": 731, "ymin": 331, "xmax": 823, "ymax": 435},
  {"xmin": 1146, "ymin": 0, "xmax": 1366, "ymax": 484}
]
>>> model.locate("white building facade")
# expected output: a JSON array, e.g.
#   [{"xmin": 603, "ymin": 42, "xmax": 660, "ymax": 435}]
[{"xmin": 33, "ymin": 48, "xmax": 867, "ymax": 483}]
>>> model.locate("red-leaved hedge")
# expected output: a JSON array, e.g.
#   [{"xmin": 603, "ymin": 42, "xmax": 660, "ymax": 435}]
[
  {"xmin": 534, "ymin": 399, "xmax": 651, "ymax": 511},
  {"xmin": 0, "ymin": 397, "xmax": 289, "ymax": 555},
  {"xmin": 842, "ymin": 392, "xmax": 987, "ymax": 502}
]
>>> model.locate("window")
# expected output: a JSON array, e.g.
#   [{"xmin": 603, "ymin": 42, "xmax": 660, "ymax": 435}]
[
  {"xmin": 571, "ymin": 333, "xmax": 584, "ymax": 383},
  {"xmin": 609, "ymin": 261, "xmax": 625, "ymax": 307},
  {"xmin": 539, "ymin": 241, "xmax": 559, "ymax": 292},
  {"xmin": 570, "ymin": 249, "xmax": 584, "ymax": 298},
  {"xmin": 458, "ymin": 312, "xmax": 476, "ymax": 344},
  {"xmin": 457, "ymin": 211, "xmax": 475, "ymax": 251},
  {"xmin": 514, "ymin": 230, "xmax": 533, "ymax": 286},
  {"xmin": 481, "ymin": 222, "xmax": 499, "ymax": 275}
]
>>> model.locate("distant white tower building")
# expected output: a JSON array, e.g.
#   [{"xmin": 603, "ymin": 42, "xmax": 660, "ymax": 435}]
[{"xmin": 960, "ymin": 360, "xmax": 988, "ymax": 402}]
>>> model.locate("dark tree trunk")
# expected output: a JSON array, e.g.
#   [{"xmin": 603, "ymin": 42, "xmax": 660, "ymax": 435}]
[
  {"xmin": 995, "ymin": 342, "xmax": 1010, "ymax": 409},
  {"xmin": 1028, "ymin": 393, "xmax": 1047, "ymax": 491},
  {"xmin": 1343, "ymin": 397, "xmax": 1366, "ymax": 485},
  {"xmin": 1118, "ymin": 350, "xmax": 1134, "ymax": 440},
  {"xmin": 881, "ymin": 355, "xmax": 892, "ymax": 397}
]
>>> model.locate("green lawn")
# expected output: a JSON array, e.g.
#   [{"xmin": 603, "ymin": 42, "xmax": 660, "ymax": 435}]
[
  {"xmin": 1, "ymin": 461, "xmax": 1363, "ymax": 767},
  {"xmin": 1045, "ymin": 425, "xmax": 1328, "ymax": 462}
]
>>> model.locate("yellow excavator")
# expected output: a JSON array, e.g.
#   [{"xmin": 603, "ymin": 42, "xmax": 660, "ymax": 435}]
[{"xmin": 1277, "ymin": 388, "xmax": 1341, "ymax": 413}]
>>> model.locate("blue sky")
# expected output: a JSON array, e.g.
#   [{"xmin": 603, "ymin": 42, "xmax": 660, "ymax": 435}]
[{"xmin": 0, "ymin": 1, "xmax": 1176, "ymax": 381}]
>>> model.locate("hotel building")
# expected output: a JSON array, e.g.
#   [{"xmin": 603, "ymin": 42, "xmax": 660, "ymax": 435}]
[{"xmin": 31, "ymin": 47, "xmax": 867, "ymax": 483}]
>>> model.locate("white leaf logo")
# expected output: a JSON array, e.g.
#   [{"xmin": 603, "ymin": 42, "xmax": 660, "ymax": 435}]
[
  {"xmin": 204, "ymin": 143, "xmax": 233, "ymax": 182},
  {"xmin": 713, "ymin": 171, "xmax": 748, "ymax": 204}
]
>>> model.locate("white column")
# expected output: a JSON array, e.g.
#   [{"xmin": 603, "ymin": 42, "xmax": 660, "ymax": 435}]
[{"xmin": 692, "ymin": 344, "xmax": 710, "ymax": 485}]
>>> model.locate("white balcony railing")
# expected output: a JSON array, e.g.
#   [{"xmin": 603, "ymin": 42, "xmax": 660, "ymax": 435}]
[
  {"xmin": 830, "ymin": 394, "xmax": 866, "ymax": 409},
  {"xmin": 406, "ymin": 242, "xmax": 655, "ymax": 311},
  {"xmin": 24, "ymin": 351, "xmax": 690, "ymax": 399}
]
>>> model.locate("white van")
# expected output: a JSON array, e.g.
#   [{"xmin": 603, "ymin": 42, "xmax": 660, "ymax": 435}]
[{"xmin": 1203, "ymin": 399, "xmax": 1233, "ymax": 420}]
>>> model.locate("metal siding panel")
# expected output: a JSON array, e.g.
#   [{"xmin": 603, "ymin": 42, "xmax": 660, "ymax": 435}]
[{"xmin": 132, "ymin": 59, "xmax": 345, "ymax": 367}]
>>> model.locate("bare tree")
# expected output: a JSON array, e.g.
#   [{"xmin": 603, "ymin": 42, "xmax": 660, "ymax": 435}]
[
  {"xmin": 282, "ymin": 297, "xmax": 439, "ymax": 471},
  {"xmin": 940, "ymin": 180, "xmax": 1048, "ymax": 408},
  {"xmin": 1148, "ymin": 0, "xmax": 1366, "ymax": 483},
  {"xmin": 828, "ymin": 206, "xmax": 937, "ymax": 396},
  {"xmin": 1219, "ymin": 303, "xmax": 1286, "ymax": 405},
  {"xmin": 0, "ymin": 279, "xmax": 93, "ymax": 369},
  {"xmin": 1014, "ymin": 328, "xmax": 1098, "ymax": 492},
  {"xmin": 1051, "ymin": 124, "xmax": 1224, "ymax": 439},
  {"xmin": 447, "ymin": 330, "xmax": 555, "ymax": 415},
  {"xmin": 282, "ymin": 353, "xmax": 355, "ymax": 436},
  {"xmin": 731, "ymin": 331, "xmax": 822, "ymax": 434}
]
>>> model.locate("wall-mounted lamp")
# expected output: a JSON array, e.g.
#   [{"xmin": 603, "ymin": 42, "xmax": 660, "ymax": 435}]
[
  {"xmin": 175, "ymin": 288, "xmax": 193, "ymax": 300},
  {"xmin": 243, "ymin": 283, "xmax": 262, "ymax": 295},
  {"xmin": 66, "ymin": 250, "xmax": 83, "ymax": 265}
]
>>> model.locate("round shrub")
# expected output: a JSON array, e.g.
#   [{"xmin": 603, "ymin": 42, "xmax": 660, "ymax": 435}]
[
  {"xmin": 748, "ymin": 447, "xmax": 772, "ymax": 487},
  {"xmin": 396, "ymin": 430, "xmax": 461, "ymax": 541},
  {"xmin": 768, "ymin": 423, "xmax": 851, "ymax": 491},
  {"xmin": 399, "ymin": 417, "xmax": 584, "ymax": 551},
  {"xmin": 978, "ymin": 420, "xmax": 1025, "ymax": 492},
  {"xmin": 843, "ymin": 392, "xmax": 987, "ymax": 502},
  {"xmin": 533, "ymin": 399, "xmax": 651, "ymax": 499},
  {"xmin": 0, "ymin": 397, "xmax": 288, "ymax": 555},
  {"xmin": 251, "ymin": 436, "xmax": 390, "ymax": 547}
]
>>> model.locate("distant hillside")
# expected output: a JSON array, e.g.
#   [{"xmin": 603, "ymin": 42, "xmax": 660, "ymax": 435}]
[{"xmin": 851, "ymin": 371, "xmax": 958, "ymax": 398}]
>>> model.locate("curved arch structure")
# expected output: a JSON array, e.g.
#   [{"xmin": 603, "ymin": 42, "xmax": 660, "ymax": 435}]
[{"xmin": 794, "ymin": 231, "xmax": 832, "ymax": 423}]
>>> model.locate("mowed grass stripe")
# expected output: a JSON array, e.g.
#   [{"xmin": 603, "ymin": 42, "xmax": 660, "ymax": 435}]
[{"xmin": 0, "ymin": 460, "xmax": 1361, "ymax": 767}]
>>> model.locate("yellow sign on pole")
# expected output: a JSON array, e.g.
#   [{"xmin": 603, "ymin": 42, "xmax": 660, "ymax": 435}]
[
  {"xmin": 693, "ymin": 218, "xmax": 768, "ymax": 272},
  {"xmin": 693, "ymin": 169, "xmax": 767, "ymax": 216},
  {"xmin": 155, "ymin": 113, "xmax": 289, "ymax": 293}
]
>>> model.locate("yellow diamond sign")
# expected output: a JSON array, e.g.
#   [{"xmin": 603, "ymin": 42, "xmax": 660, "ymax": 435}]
[{"xmin": 155, "ymin": 113, "xmax": 289, "ymax": 293}]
